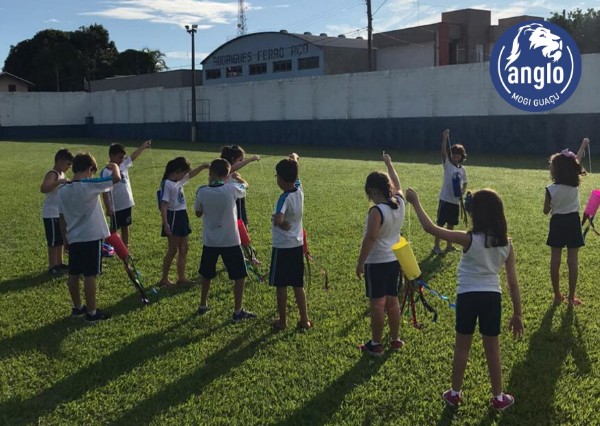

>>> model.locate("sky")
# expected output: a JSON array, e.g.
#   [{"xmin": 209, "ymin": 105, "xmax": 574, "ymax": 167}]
[{"xmin": 0, "ymin": 0, "xmax": 596, "ymax": 71}]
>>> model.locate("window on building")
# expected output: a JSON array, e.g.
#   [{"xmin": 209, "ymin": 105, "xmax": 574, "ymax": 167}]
[
  {"xmin": 298, "ymin": 56, "xmax": 320, "ymax": 70},
  {"xmin": 273, "ymin": 60, "xmax": 292, "ymax": 73},
  {"xmin": 475, "ymin": 44, "xmax": 484, "ymax": 63},
  {"xmin": 8, "ymin": 84, "xmax": 16, "ymax": 92},
  {"xmin": 226, "ymin": 66, "xmax": 243, "ymax": 78},
  {"xmin": 205, "ymin": 69, "xmax": 221, "ymax": 80},
  {"xmin": 249, "ymin": 63, "xmax": 267, "ymax": 75}
]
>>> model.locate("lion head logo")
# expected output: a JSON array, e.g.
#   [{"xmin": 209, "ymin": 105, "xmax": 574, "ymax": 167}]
[{"xmin": 504, "ymin": 23, "xmax": 563, "ymax": 70}]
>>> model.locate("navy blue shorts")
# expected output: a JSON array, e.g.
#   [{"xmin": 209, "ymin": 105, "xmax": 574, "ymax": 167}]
[
  {"xmin": 269, "ymin": 246, "xmax": 304, "ymax": 287},
  {"xmin": 199, "ymin": 245, "xmax": 247, "ymax": 280},
  {"xmin": 68, "ymin": 240, "xmax": 102, "ymax": 277},
  {"xmin": 364, "ymin": 261, "xmax": 401, "ymax": 299},
  {"xmin": 161, "ymin": 210, "xmax": 191, "ymax": 237},
  {"xmin": 43, "ymin": 217, "xmax": 63, "ymax": 247},
  {"xmin": 436, "ymin": 200, "xmax": 459, "ymax": 226},
  {"xmin": 546, "ymin": 212, "xmax": 584, "ymax": 248},
  {"xmin": 455, "ymin": 292, "xmax": 502, "ymax": 336},
  {"xmin": 110, "ymin": 207, "xmax": 132, "ymax": 231}
]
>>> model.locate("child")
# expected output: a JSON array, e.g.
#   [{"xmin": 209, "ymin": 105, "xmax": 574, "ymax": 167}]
[
  {"xmin": 270, "ymin": 153, "xmax": 311, "ymax": 330},
  {"xmin": 543, "ymin": 138, "xmax": 589, "ymax": 306},
  {"xmin": 158, "ymin": 157, "xmax": 209, "ymax": 286},
  {"xmin": 355, "ymin": 153, "xmax": 405, "ymax": 355},
  {"xmin": 57, "ymin": 153, "xmax": 121, "ymax": 323},
  {"xmin": 433, "ymin": 129, "xmax": 468, "ymax": 254},
  {"xmin": 220, "ymin": 144, "xmax": 260, "ymax": 227},
  {"xmin": 41, "ymin": 148, "xmax": 73, "ymax": 275},
  {"xmin": 195, "ymin": 158, "xmax": 257, "ymax": 322},
  {"xmin": 406, "ymin": 187, "xmax": 523, "ymax": 410},
  {"xmin": 101, "ymin": 140, "xmax": 151, "ymax": 247}
]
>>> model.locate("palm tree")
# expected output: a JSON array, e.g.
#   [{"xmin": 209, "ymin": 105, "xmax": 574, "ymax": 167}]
[{"xmin": 142, "ymin": 48, "xmax": 168, "ymax": 72}]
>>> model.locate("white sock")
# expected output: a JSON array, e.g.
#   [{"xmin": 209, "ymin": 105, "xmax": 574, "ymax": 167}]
[
  {"xmin": 88, "ymin": 309, "xmax": 96, "ymax": 316},
  {"xmin": 74, "ymin": 305, "xmax": 83, "ymax": 310},
  {"xmin": 494, "ymin": 393, "xmax": 504, "ymax": 400},
  {"xmin": 371, "ymin": 341, "xmax": 381, "ymax": 346},
  {"xmin": 451, "ymin": 389, "xmax": 461, "ymax": 396}
]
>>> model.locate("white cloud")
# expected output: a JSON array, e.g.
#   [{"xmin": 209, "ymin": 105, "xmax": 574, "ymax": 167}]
[
  {"xmin": 80, "ymin": 0, "xmax": 238, "ymax": 27},
  {"xmin": 44, "ymin": 18, "xmax": 60, "ymax": 23},
  {"xmin": 166, "ymin": 50, "xmax": 209, "ymax": 60}
]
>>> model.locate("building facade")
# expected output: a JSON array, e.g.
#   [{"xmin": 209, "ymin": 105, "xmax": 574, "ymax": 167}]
[
  {"xmin": 0, "ymin": 72, "xmax": 33, "ymax": 92},
  {"xmin": 201, "ymin": 31, "xmax": 370, "ymax": 85}
]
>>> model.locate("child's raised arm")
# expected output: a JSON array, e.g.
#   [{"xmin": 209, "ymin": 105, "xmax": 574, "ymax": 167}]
[
  {"xmin": 130, "ymin": 140, "xmax": 152, "ymax": 161},
  {"xmin": 576, "ymin": 137, "xmax": 590, "ymax": 164},
  {"xmin": 405, "ymin": 188, "xmax": 470, "ymax": 248},
  {"xmin": 440, "ymin": 129, "xmax": 450, "ymax": 162},
  {"xmin": 382, "ymin": 152, "xmax": 401, "ymax": 195},
  {"xmin": 504, "ymin": 243, "xmax": 524, "ymax": 337},
  {"xmin": 40, "ymin": 171, "xmax": 68, "ymax": 193},
  {"xmin": 188, "ymin": 162, "xmax": 210, "ymax": 179},
  {"xmin": 230, "ymin": 155, "xmax": 260, "ymax": 173}
]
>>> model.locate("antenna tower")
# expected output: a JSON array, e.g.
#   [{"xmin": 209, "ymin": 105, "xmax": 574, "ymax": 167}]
[{"xmin": 237, "ymin": 0, "xmax": 247, "ymax": 36}]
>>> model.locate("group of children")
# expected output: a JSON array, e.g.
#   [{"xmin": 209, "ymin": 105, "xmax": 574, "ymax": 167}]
[
  {"xmin": 355, "ymin": 129, "xmax": 590, "ymax": 411},
  {"xmin": 41, "ymin": 131, "xmax": 591, "ymax": 409}
]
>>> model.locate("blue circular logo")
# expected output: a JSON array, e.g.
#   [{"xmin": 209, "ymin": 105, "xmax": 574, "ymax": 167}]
[{"xmin": 490, "ymin": 20, "xmax": 581, "ymax": 112}]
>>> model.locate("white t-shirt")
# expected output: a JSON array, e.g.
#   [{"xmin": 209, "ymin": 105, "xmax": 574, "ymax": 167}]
[
  {"xmin": 160, "ymin": 175, "xmax": 190, "ymax": 211},
  {"xmin": 271, "ymin": 183, "xmax": 304, "ymax": 249},
  {"xmin": 457, "ymin": 233, "xmax": 510, "ymax": 294},
  {"xmin": 195, "ymin": 182, "xmax": 246, "ymax": 247},
  {"xmin": 546, "ymin": 183, "xmax": 580, "ymax": 215},
  {"xmin": 364, "ymin": 195, "xmax": 405, "ymax": 264},
  {"xmin": 439, "ymin": 159, "xmax": 467, "ymax": 204},
  {"xmin": 58, "ymin": 178, "xmax": 113, "ymax": 243},
  {"xmin": 100, "ymin": 157, "xmax": 134, "ymax": 211},
  {"xmin": 42, "ymin": 169, "xmax": 66, "ymax": 218}
]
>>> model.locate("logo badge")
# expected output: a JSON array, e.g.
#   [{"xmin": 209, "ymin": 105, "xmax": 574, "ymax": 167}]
[{"xmin": 490, "ymin": 20, "xmax": 581, "ymax": 112}]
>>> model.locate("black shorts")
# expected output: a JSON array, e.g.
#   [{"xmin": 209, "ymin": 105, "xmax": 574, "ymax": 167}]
[
  {"xmin": 436, "ymin": 200, "xmax": 459, "ymax": 226},
  {"xmin": 199, "ymin": 245, "xmax": 248, "ymax": 280},
  {"xmin": 110, "ymin": 207, "xmax": 132, "ymax": 230},
  {"xmin": 161, "ymin": 210, "xmax": 191, "ymax": 237},
  {"xmin": 68, "ymin": 240, "xmax": 102, "ymax": 277},
  {"xmin": 455, "ymin": 292, "xmax": 501, "ymax": 336},
  {"xmin": 546, "ymin": 212, "xmax": 584, "ymax": 248},
  {"xmin": 43, "ymin": 217, "xmax": 63, "ymax": 247},
  {"xmin": 364, "ymin": 261, "xmax": 401, "ymax": 298},
  {"xmin": 269, "ymin": 246, "xmax": 304, "ymax": 287}
]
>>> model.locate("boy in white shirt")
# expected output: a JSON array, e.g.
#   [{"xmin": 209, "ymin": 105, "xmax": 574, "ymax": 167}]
[
  {"xmin": 58, "ymin": 153, "xmax": 121, "ymax": 323},
  {"xmin": 40, "ymin": 148, "xmax": 73, "ymax": 275},
  {"xmin": 195, "ymin": 158, "xmax": 257, "ymax": 322},
  {"xmin": 434, "ymin": 129, "xmax": 468, "ymax": 254},
  {"xmin": 101, "ymin": 140, "xmax": 151, "ymax": 247},
  {"xmin": 270, "ymin": 153, "xmax": 311, "ymax": 330}
]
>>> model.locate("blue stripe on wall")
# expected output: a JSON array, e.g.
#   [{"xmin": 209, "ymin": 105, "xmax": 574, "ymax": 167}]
[{"xmin": 1, "ymin": 114, "xmax": 598, "ymax": 155}]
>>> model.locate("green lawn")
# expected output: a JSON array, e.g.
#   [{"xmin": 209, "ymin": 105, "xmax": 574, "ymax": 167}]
[{"xmin": 0, "ymin": 139, "xmax": 598, "ymax": 425}]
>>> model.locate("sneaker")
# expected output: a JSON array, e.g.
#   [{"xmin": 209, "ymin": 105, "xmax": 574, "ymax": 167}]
[
  {"xmin": 197, "ymin": 305, "xmax": 210, "ymax": 316},
  {"xmin": 48, "ymin": 266, "xmax": 62, "ymax": 276},
  {"xmin": 86, "ymin": 309, "xmax": 111, "ymax": 324},
  {"xmin": 491, "ymin": 393, "xmax": 515, "ymax": 411},
  {"xmin": 432, "ymin": 247, "xmax": 444, "ymax": 255},
  {"xmin": 390, "ymin": 339, "xmax": 405, "ymax": 351},
  {"xmin": 442, "ymin": 389, "xmax": 462, "ymax": 407},
  {"xmin": 71, "ymin": 305, "xmax": 87, "ymax": 318},
  {"xmin": 232, "ymin": 309, "xmax": 257, "ymax": 322},
  {"xmin": 359, "ymin": 340, "xmax": 384, "ymax": 356}
]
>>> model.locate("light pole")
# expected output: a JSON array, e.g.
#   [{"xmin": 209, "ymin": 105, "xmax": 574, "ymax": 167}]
[{"xmin": 185, "ymin": 24, "xmax": 198, "ymax": 142}]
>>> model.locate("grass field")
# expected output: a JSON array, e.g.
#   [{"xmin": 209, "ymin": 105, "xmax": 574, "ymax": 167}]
[{"xmin": 0, "ymin": 139, "xmax": 598, "ymax": 425}]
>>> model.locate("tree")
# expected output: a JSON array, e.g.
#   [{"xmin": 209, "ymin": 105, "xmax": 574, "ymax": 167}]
[
  {"xmin": 548, "ymin": 8, "xmax": 600, "ymax": 54},
  {"xmin": 2, "ymin": 24, "xmax": 168, "ymax": 91}
]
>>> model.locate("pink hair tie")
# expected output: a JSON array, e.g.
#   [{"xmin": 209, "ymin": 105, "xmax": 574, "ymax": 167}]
[{"xmin": 561, "ymin": 149, "xmax": 576, "ymax": 159}]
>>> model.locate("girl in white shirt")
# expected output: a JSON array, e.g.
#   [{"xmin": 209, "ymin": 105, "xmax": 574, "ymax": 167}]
[
  {"xmin": 158, "ymin": 157, "xmax": 208, "ymax": 286},
  {"xmin": 543, "ymin": 138, "xmax": 589, "ymax": 306},
  {"xmin": 406, "ymin": 188, "xmax": 523, "ymax": 411}
]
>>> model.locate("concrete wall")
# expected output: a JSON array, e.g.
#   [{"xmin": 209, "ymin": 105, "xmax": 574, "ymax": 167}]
[{"xmin": 1, "ymin": 54, "xmax": 598, "ymax": 154}]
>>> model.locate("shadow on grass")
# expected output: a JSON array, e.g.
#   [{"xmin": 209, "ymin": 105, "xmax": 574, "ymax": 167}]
[
  {"xmin": 275, "ymin": 353, "xmax": 391, "ymax": 426},
  {"xmin": 496, "ymin": 305, "xmax": 591, "ymax": 425},
  {"xmin": 0, "ymin": 316, "xmax": 228, "ymax": 426},
  {"xmin": 113, "ymin": 326, "xmax": 275, "ymax": 424},
  {"xmin": 0, "ymin": 271, "xmax": 56, "ymax": 295},
  {"xmin": 0, "ymin": 291, "xmax": 163, "ymax": 359}
]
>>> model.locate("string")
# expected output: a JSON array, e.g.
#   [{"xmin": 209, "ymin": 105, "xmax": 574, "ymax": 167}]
[
  {"xmin": 588, "ymin": 143, "xmax": 592, "ymax": 174},
  {"xmin": 148, "ymin": 140, "xmax": 158, "ymax": 183}
]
